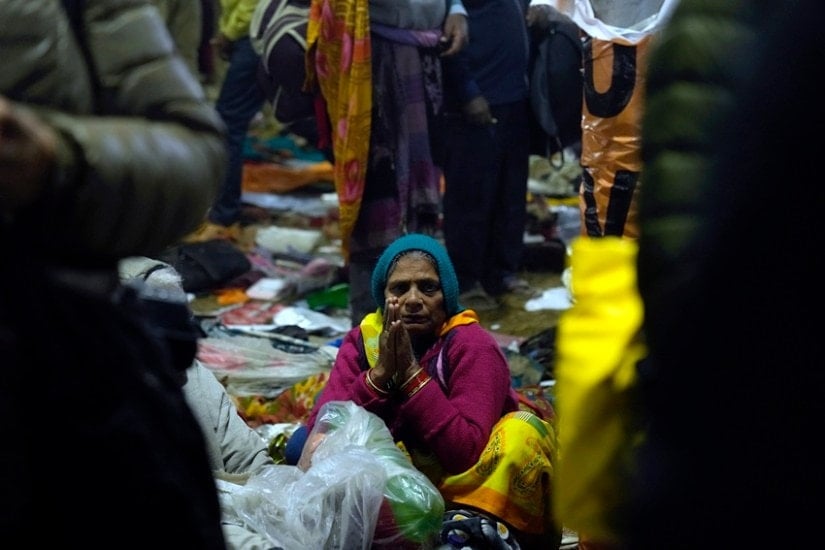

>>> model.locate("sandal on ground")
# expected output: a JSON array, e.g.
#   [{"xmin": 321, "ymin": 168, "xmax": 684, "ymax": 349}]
[
  {"xmin": 459, "ymin": 283, "xmax": 500, "ymax": 312},
  {"xmin": 502, "ymin": 275, "xmax": 536, "ymax": 297}
]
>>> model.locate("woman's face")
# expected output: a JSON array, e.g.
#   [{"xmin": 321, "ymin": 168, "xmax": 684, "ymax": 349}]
[{"xmin": 384, "ymin": 254, "xmax": 447, "ymax": 336}]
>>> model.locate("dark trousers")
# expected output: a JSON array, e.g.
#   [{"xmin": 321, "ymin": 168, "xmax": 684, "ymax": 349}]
[
  {"xmin": 442, "ymin": 99, "xmax": 530, "ymax": 295},
  {"xmin": 209, "ymin": 37, "xmax": 265, "ymax": 226}
]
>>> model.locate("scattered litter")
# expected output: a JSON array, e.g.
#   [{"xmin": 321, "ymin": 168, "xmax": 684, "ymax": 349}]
[{"xmin": 524, "ymin": 287, "xmax": 573, "ymax": 311}]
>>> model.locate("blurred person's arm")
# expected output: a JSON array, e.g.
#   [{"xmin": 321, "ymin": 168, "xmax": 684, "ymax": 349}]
[
  {"xmin": 184, "ymin": 362, "xmax": 275, "ymax": 475},
  {"xmin": 527, "ymin": 0, "xmax": 555, "ymax": 30},
  {"xmin": 526, "ymin": 0, "xmax": 577, "ymax": 38},
  {"xmin": 3, "ymin": 0, "xmax": 227, "ymax": 262},
  {"xmin": 441, "ymin": 0, "xmax": 469, "ymax": 56}
]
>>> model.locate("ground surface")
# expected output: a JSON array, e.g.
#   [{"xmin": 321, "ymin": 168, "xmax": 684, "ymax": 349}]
[{"xmin": 475, "ymin": 269, "xmax": 564, "ymax": 341}]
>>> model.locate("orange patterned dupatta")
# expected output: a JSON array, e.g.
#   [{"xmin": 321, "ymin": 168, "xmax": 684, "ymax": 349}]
[{"xmin": 304, "ymin": 0, "xmax": 372, "ymax": 262}]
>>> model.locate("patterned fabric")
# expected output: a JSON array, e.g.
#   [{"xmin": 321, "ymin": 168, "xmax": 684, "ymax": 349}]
[
  {"xmin": 305, "ymin": 1, "xmax": 444, "ymax": 262},
  {"xmin": 305, "ymin": 0, "xmax": 372, "ymax": 261},
  {"xmin": 435, "ymin": 411, "xmax": 557, "ymax": 535},
  {"xmin": 233, "ymin": 371, "xmax": 329, "ymax": 425},
  {"xmin": 352, "ymin": 35, "xmax": 443, "ymax": 255}
]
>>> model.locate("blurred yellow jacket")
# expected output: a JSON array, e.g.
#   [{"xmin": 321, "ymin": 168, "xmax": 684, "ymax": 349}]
[{"xmin": 553, "ymin": 236, "xmax": 647, "ymax": 544}]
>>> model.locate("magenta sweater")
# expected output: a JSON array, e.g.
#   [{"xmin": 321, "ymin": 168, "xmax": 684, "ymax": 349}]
[{"xmin": 306, "ymin": 322, "xmax": 519, "ymax": 474}]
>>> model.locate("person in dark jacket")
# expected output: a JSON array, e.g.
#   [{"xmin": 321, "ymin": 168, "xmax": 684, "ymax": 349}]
[
  {"xmin": 440, "ymin": 0, "xmax": 554, "ymax": 310},
  {"xmin": 0, "ymin": 0, "xmax": 228, "ymax": 545},
  {"xmin": 120, "ymin": 257, "xmax": 279, "ymax": 549}
]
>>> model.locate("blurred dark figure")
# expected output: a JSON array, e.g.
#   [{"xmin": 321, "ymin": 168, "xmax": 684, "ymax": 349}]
[
  {"xmin": 199, "ymin": 0, "xmax": 219, "ymax": 83},
  {"xmin": 632, "ymin": 0, "xmax": 825, "ymax": 546},
  {"xmin": 527, "ymin": 3, "xmax": 583, "ymax": 160},
  {"xmin": 441, "ymin": 1, "xmax": 555, "ymax": 310},
  {"xmin": 0, "ymin": 0, "xmax": 228, "ymax": 545},
  {"xmin": 185, "ymin": 0, "xmax": 266, "ymax": 243}
]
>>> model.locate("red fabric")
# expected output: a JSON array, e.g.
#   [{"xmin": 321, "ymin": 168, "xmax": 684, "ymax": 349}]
[{"xmin": 314, "ymin": 94, "xmax": 331, "ymax": 152}]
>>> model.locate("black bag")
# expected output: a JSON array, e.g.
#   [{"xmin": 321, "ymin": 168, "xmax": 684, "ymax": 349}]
[
  {"xmin": 156, "ymin": 239, "xmax": 252, "ymax": 293},
  {"xmin": 529, "ymin": 16, "xmax": 584, "ymax": 157}
]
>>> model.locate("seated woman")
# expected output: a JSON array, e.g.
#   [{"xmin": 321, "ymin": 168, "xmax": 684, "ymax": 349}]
[{"xmin": 293, "ymin": 233, "xmax": 559, "ymax": 549}]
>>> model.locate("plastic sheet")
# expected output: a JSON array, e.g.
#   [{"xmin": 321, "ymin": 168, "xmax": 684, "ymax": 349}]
[{"xmin": 196, "ymin": 334, "xmax": 334, "ymax": 397}]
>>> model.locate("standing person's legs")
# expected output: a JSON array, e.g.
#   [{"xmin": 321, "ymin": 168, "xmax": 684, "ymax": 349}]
[
  {"xmin": 209, "ymin": 37, "xmax": 265, "ymax": 228},
  {"xmin": 485, "ymin": 99, "xmax": 530, "ymax": 295},
  {"xmin": 442, "ymin": 115, "xmax": 497, "ymax": 295}
]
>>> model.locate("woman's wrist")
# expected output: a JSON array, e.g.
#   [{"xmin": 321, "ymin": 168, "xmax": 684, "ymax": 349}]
[
  {"xmin": 399, "ymin": 367, "xmax": 431, "ymax": 399},
  {"xmin": 365, "ymin": 370, "xmax": 393, "ymax": 396},
  {"xmin": 366, "ymin": 367, "xmax": 430, "ymax": 399}
]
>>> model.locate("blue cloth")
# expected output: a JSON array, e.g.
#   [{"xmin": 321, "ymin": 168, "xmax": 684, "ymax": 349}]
[
  {"xmin": 284, "ymin": 424, "xmax": 308, "ymax": 466},
  {"xmin": 209, "ymin": 37, "xmax": 266, "ymax": 226}
]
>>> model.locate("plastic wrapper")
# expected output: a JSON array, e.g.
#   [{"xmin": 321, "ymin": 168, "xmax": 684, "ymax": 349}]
[
  {"xmin": 217, "ymin": 447, "xmax": 385, "ymax": 549},
  {"xmin": 550, "ymin": 0, "xmax": 678, "ymax": 42},
  {"xmin": 305, "ymin": 401, "xmax": 446, "ymax": 548}
]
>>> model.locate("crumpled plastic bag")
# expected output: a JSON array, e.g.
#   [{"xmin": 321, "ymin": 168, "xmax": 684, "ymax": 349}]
[
  {"xmin": 217, "ymin": 445, "xmax": 386, "ymax": 549},
  {"xmin": 218, "ymin": 401, "xmax": 445, "ymax": 549},
  {"xmin": 303, "ymin": 401, "xmax": 446, "ymax": 548}
]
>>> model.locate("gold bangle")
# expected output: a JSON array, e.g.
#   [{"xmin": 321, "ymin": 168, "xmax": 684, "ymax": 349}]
[
  {"xmin": 404, "ymin": 376, "xmax": 431, "ymax": 399},
  {"xmin": 365, "ymin": 370, "xmax": 391, "ymax": 396}
]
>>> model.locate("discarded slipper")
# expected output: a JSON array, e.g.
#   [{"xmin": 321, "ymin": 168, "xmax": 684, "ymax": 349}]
[{"xmin": 459, "ymin": 283, "xmax": 500, "ymax": 312}]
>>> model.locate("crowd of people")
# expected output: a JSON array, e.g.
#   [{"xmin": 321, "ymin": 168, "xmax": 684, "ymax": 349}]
[{"xmin": 3, "ymin": 0, "xmax": 820, "ymax": 548}]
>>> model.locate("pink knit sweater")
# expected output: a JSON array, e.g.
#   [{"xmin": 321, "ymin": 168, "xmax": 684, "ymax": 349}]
[{"xmin": 306, "ymin": 322, "xmax": 519, "ymax": 474}]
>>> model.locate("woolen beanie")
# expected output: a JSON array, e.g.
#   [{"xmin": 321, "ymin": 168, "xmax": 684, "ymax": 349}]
[{"xmin": 371, "ymin": 233, "xmax": 464, "ymax": 317}]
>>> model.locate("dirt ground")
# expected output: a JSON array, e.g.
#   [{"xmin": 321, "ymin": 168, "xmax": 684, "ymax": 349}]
[{"xmin": 474, "ymin": 268, "xmax": 565, "ymax": 341}]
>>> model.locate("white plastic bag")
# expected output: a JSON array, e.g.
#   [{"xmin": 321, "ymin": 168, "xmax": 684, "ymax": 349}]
[
  {"xmin": 302, "ymin": 401, "xmax": 446, "ymax": 548},
  {"xmin": 218, "ymin": 447, "xmax": 386, "ymax": 549}
]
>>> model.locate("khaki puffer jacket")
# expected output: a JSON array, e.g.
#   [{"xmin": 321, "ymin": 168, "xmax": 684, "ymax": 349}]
[
  {"xmin": 636, "ymin": 0, "xmax": 751, "ymax": 346},
  {"xmin": 0, "ymin": 0, "xmax": 226, "ymax": 262}
]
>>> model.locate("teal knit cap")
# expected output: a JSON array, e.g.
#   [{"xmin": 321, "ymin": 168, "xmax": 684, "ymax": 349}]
[{"xmin": 371, "ymin": 233, "xmax": 463, "ymax": 317}]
